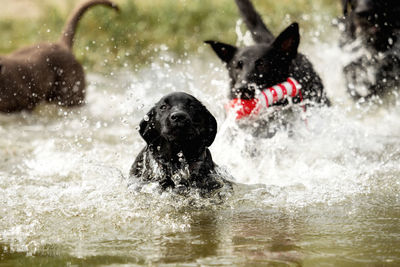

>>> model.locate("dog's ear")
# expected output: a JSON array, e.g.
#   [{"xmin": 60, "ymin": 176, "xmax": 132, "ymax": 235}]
[
  {"xmin": 205, "ymin": 40, "xmax": 237, "ymax": 63},
  {"xmin": 139, "ymin": 107, "xmax": 159, "ymax": 145},
  {"xmin": 342, "ymin": 0, "xmax": 350, "ymax": 15},
  {"xmin": 202, "ymin": 108, "xmax": 218, "ymax": 147},
  {"xmin": 272, "ymin": 23, "xmax": 300, "ymax": 60}
]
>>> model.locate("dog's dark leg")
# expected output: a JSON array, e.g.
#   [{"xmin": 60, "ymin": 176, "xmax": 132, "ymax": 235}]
[
  {"xmin": 343, "ymin": 55, "xmax": 400, "ymax": 102},
  {"xmin": 234, "ymin": 0, "xmax": 274, "ymax": 44},
  {"xmin": 344, "ymin": 61, "xmax": 367, "ymax": 101}
]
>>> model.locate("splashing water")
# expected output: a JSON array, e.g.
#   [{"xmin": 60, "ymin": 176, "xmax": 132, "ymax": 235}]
[{"xmin": 1, "ymin": 28, "xmax": 400, "ymax": 265}]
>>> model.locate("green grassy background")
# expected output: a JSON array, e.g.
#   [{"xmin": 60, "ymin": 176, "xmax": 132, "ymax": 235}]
[{"xmin": 0, "ymin": 0, "xmax": 340, "ymax": 72}]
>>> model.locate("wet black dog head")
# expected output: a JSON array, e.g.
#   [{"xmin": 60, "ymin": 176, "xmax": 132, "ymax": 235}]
[
  {"xmin": 342, "ymin": 0, "xmax": 400, "ymax": 18},
  {"xmin": 139, "ymin": 92, "xmax": 217, "ymax": 158},
  {"xmin": 206, "ymin": 23, "xmax": 300, "ymax": 100},
  {"xmin": 342, "ymin": 0, "xmax": 400, "ymax": 50}
]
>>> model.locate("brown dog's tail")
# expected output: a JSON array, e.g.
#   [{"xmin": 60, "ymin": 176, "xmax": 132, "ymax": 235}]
[{"xmin": 60, "ymin": 0, "xmax": 119, "ymax": 49}]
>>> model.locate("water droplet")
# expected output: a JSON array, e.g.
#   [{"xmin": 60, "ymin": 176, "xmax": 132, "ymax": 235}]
[{"xmin": 143, "ymin": 115, "xmax": 149, "ymax": 121}]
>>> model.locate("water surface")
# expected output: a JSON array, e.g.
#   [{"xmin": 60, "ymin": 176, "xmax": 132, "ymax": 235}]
[{"xmin": 1, "ymin": 36, "xmax": 400, "ymax": 266}]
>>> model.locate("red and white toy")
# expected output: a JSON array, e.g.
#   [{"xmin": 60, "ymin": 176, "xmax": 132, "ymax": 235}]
[{"xmin": 225, "ymin": 77, "xmax": 303, "ymax": 120}]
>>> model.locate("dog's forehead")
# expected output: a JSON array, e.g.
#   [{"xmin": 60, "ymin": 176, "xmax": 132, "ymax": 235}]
[
  {"xmin": 380, "ymin": 0, "xmax": 400, "ymax": 9},
  {"xmin": 158, "ymin": 92, "xmax": 200, "ymax": 106},
  {"xmin": 353, "ymin": 0, "xmax": 374, "ymax": 12},
  {"xmin": 354, "ymin": 0, "xmax": 398, "ymax": 11},
  {"xmin": 236, "ymin": 44, "xmax": 270, "ymax": 61}
]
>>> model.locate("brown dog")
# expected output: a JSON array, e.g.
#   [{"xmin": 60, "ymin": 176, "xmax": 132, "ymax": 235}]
[{"xmin": 0, "ymin": 0, "xmax": 119, "ymax": 113}]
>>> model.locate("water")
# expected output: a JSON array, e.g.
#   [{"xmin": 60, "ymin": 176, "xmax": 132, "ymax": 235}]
[{"xmin": 1, "ymin": 35, "xmax": 400, "ymax": 266}]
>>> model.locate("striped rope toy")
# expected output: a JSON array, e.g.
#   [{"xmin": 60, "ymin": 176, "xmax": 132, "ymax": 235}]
[{"xmin": 225, "ymin": 78, "xmax": 303, "ymax": 120}]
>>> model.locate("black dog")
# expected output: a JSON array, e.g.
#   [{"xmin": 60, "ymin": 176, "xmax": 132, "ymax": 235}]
[
  {"xmin": 129, "ymin": 92, "xmax": 232, "ymax": 196},
  {"xmin": 205, "ymin": 0, "xmax": 329, "ymax": 134},
  {"xmin": 341, "ymin": 0, "xmax": 400, "ymax": 101}
]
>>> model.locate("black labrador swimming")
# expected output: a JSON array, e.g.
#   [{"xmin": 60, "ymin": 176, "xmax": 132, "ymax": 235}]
[
  {"xmin": 341, "ymin": 0, "xmax": 400, "ymax": 102},
  {"xmin": 205, "ymin": 0, "xmax": 329, "ymax": 136},
  {"xmin": 129, "ymin": 92, "xmax": 232, "ymax": 196}
]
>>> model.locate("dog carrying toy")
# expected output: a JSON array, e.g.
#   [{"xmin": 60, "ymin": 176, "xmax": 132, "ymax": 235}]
[{"xmin": 225, "ymin": 78, "xmax": 303, "ymax": 120}]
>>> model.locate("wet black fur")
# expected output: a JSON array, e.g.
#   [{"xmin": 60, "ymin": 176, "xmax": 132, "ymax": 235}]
[
  {"xmin": 341, "ymin": 0, "xmax": 400, "ymax": 101},
  {"xmin": 341, "ymin": 0, "xmax": 400, "ymax": 52},
  {"xmin": 129, "ymin": 92, "xmax": 232, "ymax": 195},
  {"xmin": 205, "ymin": 0, "xmax": 330, "ymax": 106}
]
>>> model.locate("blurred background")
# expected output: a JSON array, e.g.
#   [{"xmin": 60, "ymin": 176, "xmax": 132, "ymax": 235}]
[
  {"xmin": 3, "ymin": 1, "xmax": 400, "ymax": 266},
  {"xmin": 0, "ymin": 0, "xmax": 340, "ymax": 72}
]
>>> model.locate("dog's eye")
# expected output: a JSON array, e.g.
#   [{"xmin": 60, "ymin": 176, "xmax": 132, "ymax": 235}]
[
  {"xmin": 236, "ymin": 60, "xmax": 244, "ymax": 70},
  {"xmin": 159, "ymin": 104, "xmax": 168, "ymax": 110},
  {"xmin": 189, "ymin": 104, "xmax": 198, "ymax": 110}
]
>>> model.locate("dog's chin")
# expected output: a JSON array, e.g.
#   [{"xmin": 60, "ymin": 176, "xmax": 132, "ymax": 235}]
[{"xmin": 161, "ymin": 126, "xmax": 197, "ymax": 144}]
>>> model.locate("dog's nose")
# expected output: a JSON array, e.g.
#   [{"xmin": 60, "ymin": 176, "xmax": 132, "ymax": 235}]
[
  {"xmin": 233, "ymin": 83, "xmax": 258, "ymax": 99},
  {"xmin": 170, "ymin": 111, "xmax": 190, "ymax": 123}
]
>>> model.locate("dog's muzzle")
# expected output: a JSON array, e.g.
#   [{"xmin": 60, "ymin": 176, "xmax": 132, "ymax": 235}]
[
  {"xmin": 162, "ymin": 110, "xmax": 195, "ymax": 141},
  {"xmin": 169, "ymin": 111, "xmax": 190, "ymax": 127}
]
